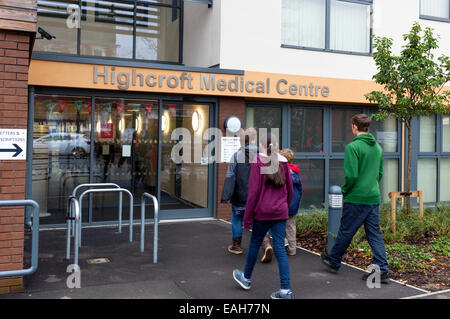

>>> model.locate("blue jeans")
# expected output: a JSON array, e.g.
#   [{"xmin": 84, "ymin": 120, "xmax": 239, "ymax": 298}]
[
  {"xmin": 244, "ymin": 220, "xmax": 290, "ymax": 289},
  {"xmin": 231, "ymin": 205, "xmax": 245, "ymax": 239},
  {"xmin": 328, "ymin": 203, "xmax": 389, "ymax": 273}
]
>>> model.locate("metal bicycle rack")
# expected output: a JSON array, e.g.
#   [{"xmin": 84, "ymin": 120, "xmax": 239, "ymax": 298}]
[
  {"xmin": 140, "ymin": 192, "xmax": 159, "ymax": 263},
  {"xmin": 0, "ymin": 200, "xmax": 40, "ymax": 278},
  {"xmin": 70, "ymin": 183, "xmax": 124, "ymax": 234},
  {"xmin": 66, "ymin": 187, "xmax": 134, "ymax": 265}
]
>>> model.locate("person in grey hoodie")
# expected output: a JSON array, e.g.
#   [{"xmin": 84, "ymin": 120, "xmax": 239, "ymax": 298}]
[{"xmin": 221, "ymin": 128, "xmax": 261, "ymax": 255}]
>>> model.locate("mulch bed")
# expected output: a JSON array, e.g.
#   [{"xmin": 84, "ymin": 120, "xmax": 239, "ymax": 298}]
[{"xmin": 296, "ymin": 232, "xmax": 450, "ymax": 292}]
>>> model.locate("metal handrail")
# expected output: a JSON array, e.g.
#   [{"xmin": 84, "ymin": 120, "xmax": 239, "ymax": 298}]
[
  {"xmin": 65, "ymin": 197, "xmax": 80, "ymax": 265},
  {"xmin": 0, "ymin": 200, "xmax": 40, "ymax": 278},
  {"xmin": 78, "ymin": 188, "xmax": 134, "ymax": 247},
  {"xmin": 140, "ymin": 193, "xmax": 159, "ymax": 263}
]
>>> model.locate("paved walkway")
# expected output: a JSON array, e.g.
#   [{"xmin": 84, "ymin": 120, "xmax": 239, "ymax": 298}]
[{"xmin": 0, "ymin": 219, "xmax": 443, "ymax": 299}]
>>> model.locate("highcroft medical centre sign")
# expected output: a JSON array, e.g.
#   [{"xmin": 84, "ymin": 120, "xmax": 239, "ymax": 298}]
[
  {"xmin": 93, "ymin": 65, "xmax": 331, "ymax": 98},
  {"xmin": 28, "ymin": 60, "xmax": 384, "ymax": 104}
]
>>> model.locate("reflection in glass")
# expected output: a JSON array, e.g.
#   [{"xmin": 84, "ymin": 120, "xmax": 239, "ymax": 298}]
[
  {"xmin": 246, "ymin": 106, "xmax": 282, "ymax": 145},
  {"xmin": 332, "ymin": 109, "xmax": 361, "ymax": 152},
  {"xmin": 81, "ymin": 0, "xmax": 133, "ymax": 58},
  {"xmin": 370, "ymin": 116, "xmax": 398, "ymax": 153},
  {"xmin": 420, "ymin": 116, "xmax": 436, "ymax": 152},
  {"xmin": 293, "ymin": 159, "xmax": 324, "ymax": 209},
  {"xmin": 32, "ymin": 95, "xmax": 91, "ymax": 224},
  {"xmin": 35, "ymin": 1, "xmax": 77, "ymax": 53},
  {"xmin": 34, "ymin": 0, "xmax": 181, "ymax": 63},
  {"xmin": 290, "ymin": 107, "xmax": 323, "ymax": 152},
  {"xmin": 92, "ymin": 98, "xmax": 159, "ymax": 222},
  {"xmin": 136, "ymin": 4, "xmax": 180, "ymax": 62},
  {"xmin": 418, "ymin": 158, "xmax": 437, "ymax": 203},
  {"xmin": 160, "ymin": 103, "xmax": 209, "ymax": 210},
  {"xmin": 329, "ymin": 159, "xmax": 345, "ymax": 190}
]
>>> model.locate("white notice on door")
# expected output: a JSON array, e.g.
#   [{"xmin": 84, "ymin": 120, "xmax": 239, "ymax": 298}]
[
  {"xmin": 0, "ymin": 129, "xmax": 27, "ymax": 160},
  {"xmin": 122, "ymin": 145, "xmax": 131, "ymax": 157}
]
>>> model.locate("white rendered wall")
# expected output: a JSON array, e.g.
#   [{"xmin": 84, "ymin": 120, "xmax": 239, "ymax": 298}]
[
  {"xmin": 183, "ymin": 1, "xmax": 221, "ymax": 68},
  {"xmin": 217, "ymin": 0, "xmax": 450, "ymax": 81}
]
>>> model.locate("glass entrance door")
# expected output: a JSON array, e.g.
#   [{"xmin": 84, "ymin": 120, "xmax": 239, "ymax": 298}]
[
  {"xmin": 91, "ymin": 98, "xmax": 159, "ymax": 223},
  {"xmin": 32, "ymin": 92, "xmax": 216, "ymax": 225},
  {"xmin": 160, "ymin": 102, "xmax": 211, "ymax": 211}
]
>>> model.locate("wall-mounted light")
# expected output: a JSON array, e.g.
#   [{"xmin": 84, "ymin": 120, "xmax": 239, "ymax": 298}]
[{"xmin": 192, "ymin": 110, "xmax": 201, "ymax": 132}]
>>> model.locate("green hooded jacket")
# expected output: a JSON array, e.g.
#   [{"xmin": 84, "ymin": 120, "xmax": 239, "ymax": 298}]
[{"xmin": 341, "ymin": 133, "xmax": 383, "ymax": 205}]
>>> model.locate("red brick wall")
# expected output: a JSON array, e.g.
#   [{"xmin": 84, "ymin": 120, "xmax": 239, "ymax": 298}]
[
  {"xmin": 0, "ymin": 30, "xmax": 30, "ymax": 294},
  {"xmin": 216, "ymin": 97, "xmax": 245, "ymax": 221}
]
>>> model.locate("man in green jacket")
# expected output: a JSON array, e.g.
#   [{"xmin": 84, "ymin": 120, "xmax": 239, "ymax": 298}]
[{"xmin": 321, "ymin": 114, "xmax": 389, "ymax": 283}]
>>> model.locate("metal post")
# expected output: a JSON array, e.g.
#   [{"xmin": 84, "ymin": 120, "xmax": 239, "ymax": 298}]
[
  {"xmin": 328, "ymin": 185, "xmax": 343, "ymax": 254},
  {"xmin": 140, "ymin": 193, "xmax": 159, "ymax": 263},
  {"xmin": 73, "ymin": 199, "xmax": 80, "ymax": 266}
]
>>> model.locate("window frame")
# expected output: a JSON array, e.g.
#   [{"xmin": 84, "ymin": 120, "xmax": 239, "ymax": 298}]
[
  {"xmin": 419, "ymin": 0, "xmax": 450, "ymax": 23},
  {"xmin": 35, "ymin": 0, "xmax": 184, "ymax": 64},
  {"xmin": 281, "ymin": 0, "xmax": 374, "ymax": 56},
  {"xmin": 412, "ymin": 115, "xmax": 450, "ymax": 204},
  {"xmin": 244, "ymin": 102, "xmax": 401, "ymax": 211}
]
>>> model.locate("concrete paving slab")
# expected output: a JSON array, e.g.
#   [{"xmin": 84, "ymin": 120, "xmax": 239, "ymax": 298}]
[{"xmin": 0, "ymin": 219, "xmax": 429, "ymax": 299}]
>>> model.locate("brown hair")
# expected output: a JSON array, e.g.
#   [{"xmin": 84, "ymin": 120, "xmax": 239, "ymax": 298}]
[
  {"xmin": 279, "ymin": 148, "xmax": 294, "ymax": 163},
  {"xmin": 352, "ymin": 114, "xmax": 371, "ymax": 132},
  {"xmin": 240, "ymin": 127, "xmax": 257, "ymax": 145},
  {"xmin": 260, "ymin": 133, "xmax": 285, "ymax": 188}
]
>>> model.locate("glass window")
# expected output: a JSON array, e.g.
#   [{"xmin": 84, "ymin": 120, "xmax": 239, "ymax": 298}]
[
  {"xmin": 420, "ymin": 116, "xmax": 436, "ymax": 152},
  {"xmin": 443, "ymin": 116, "xmax": 450, "ymax": 152},
  {"xmin": 136, "ymin": 3, "xmax": 180, "ymax": 62},
  {"xmin": 281, "ymin": 0, "xmax": 326, "ymax": 49},
  {"xmin": 381, "ymin": 159, "xmax": 398, "ymax": 203},
  {"xmin": 81, "ymin": 0, "xmax": 134, "ymax": 58},
  {"xmin": 441, "ymin": 158, "xmax": 450, "ymax": 201},
  {"xmin": 34, "ymin": 0, "xmax": 78, "ymax": 54},
  {"xmin": 246, "ymin": 105, "xmax": 282, "ymax": 145},
  {"xmin": 35, "ymin": 0, "xmax": 181, "ymax": 62},
  {"xmin": 290, "ymin": 107, "xmax": 323, "ymax": 152},
  {"xmin": 418, "ymin": 158, "xmax": 437, "ymax": 203},
  {"xmin": 281, "ymin": 0, "xmax": 371, "ymax": 54},
  {"xmin": 330, "ymin": 0, "xmax": 371, "ymax": 53},
  {"xmin": 294, "ymin": 159, "xmax": 324, "ymax": 209},
  {"xmin": 32, "ymin": 95, "xmax": 91, "ymax": 225},
  {"xmin": 370, "ymin": 116, "xmax": 398, "ymax": 153},
  {"xmin": 332, "ymin": 109, "xmax": 362, "ymax": 152},
  {"xmin": 420, "ymin": 0, "xmax": 450, "ymax": 19},
  {"xmin": 329, "ymin": 159, "xmax": 345, "ymax": 189}
]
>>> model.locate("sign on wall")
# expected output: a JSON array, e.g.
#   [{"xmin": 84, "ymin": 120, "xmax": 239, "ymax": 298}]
[
  {"xmin": 221, "ymin": 137, "xmax": 241, "ymax": 163},
  {"xmin": 0, "ymin": 129, "xmax": 27, "ymax": 160}
]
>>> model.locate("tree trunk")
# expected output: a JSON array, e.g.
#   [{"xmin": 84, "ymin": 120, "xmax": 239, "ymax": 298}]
[{"xmin": 406, "ymin": 118, "xmax": 412, "ymax": 213}]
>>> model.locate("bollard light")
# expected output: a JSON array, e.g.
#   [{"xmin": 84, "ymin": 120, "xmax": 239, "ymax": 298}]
[{"xmin": 328, "ymin": 185, "xmax": 343, "ymax": 254}]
